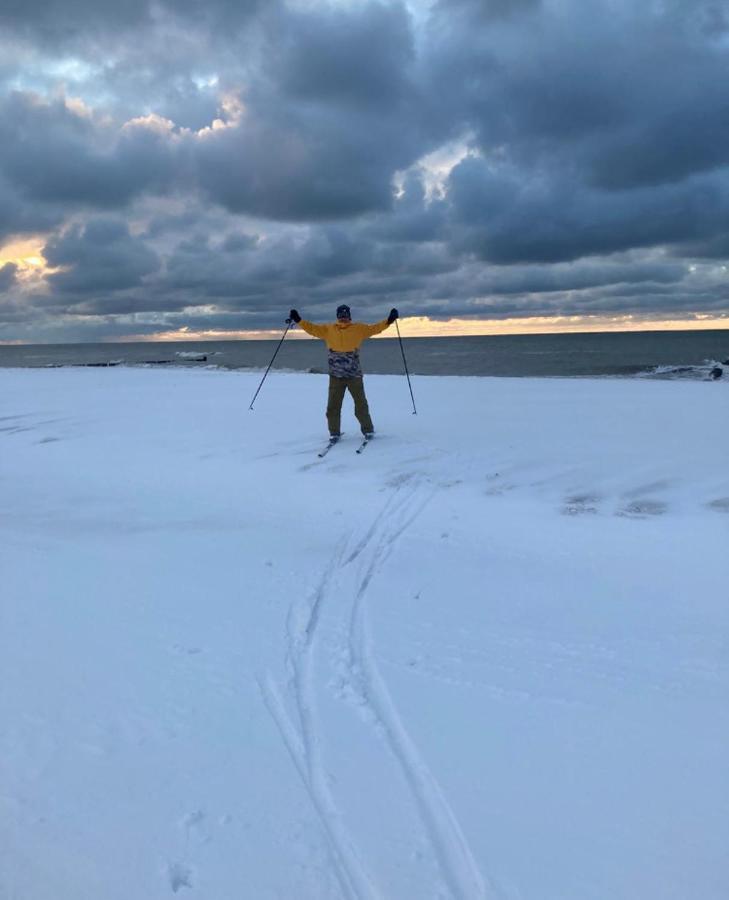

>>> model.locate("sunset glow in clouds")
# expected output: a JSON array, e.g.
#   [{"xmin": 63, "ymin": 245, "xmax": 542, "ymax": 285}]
[
  {"xmin": 1, "ymin": 0, "xmax": 729, "ymax": 342},
  {"xmin": 0, "ymin": 239, "xmax": 49, "ymax": 277}
]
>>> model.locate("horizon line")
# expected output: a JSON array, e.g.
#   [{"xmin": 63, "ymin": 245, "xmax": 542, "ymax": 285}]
[{"xmin": 2, "ymin": 316, "xmax": 729, "ymax": 346}]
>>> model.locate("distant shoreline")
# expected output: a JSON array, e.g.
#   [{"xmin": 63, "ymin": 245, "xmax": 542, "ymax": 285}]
[
  {"xmin": 2, "ymin": 324, "xmax": 729, "ymax": 349},
  {"xmin": 1, "ymin": 329, "xmax": 727, "ymax": 379}
]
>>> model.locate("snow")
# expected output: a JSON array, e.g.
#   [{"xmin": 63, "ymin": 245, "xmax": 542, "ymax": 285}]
[{"xmin": 1, "ymin": 365, "xmax": 728, "ymax": 900}]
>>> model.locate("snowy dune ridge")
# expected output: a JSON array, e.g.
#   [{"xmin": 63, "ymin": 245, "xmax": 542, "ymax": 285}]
[{"xmin": 2, "ymin": 366, "xmax": 728, "ymax": 900}]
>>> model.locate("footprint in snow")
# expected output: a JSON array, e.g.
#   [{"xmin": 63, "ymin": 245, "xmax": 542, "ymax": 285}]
[
  {"xmin": 172, "ymin": 644, "xmax": 203, "ymax": 656},
  {"xmin": 707, "ymin": 497, "xmax": 729, "ymax": 513},
  {"xmin": 562, "ymin": 493, "xmax": 600, "ymax": 515},
  {"xmin": 168, "ymin": 861, "xmax": 194, "ymax": 893},
  {"xmin": 617, "ymin": 499, "xmax": 668, "ymax": 518},
  {"xmin": 181, "ymin": 809, "xmax": 209, "ymax": 844}
]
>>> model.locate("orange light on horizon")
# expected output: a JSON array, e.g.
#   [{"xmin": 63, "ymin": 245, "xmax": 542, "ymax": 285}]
[
  {"xmin": 394, "ymin": 314, "xmax": 729, "ymax": 337},
  {"xmin": 109, "ymin": 314, "xmax": 729, "ymax": 344},
  {"xmin": 111, "ymin": 326, "xmax": 317, "ymax": 343}
]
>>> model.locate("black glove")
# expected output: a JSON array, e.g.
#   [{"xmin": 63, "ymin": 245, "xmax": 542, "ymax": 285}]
[
  {"xmin": 387, "ymin": 308, "xmax": 399, "ymax": 324},
  {"xmin": 288, "ymin": 309, "xmax": 301, "ymax": 323}
]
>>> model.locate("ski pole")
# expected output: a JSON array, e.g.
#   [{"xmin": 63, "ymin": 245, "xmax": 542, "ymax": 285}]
[
  {"xmin": 395, "ymin": 319, "xmax": 417, "ymax": 415},
  {"xmin": 249, "ymin": 319, "xmax": 293, "ymax": 410}
]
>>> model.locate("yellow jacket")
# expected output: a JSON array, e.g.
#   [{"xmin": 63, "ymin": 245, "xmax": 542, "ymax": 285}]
[{"xmin": 298, "ymin": 318, "xmax": 391, "ymax": 350}]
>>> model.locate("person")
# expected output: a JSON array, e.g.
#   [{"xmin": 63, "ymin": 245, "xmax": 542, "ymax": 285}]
[{"xmin": 288, "ymin": 304, "xmax": 399, "ymax": 439}]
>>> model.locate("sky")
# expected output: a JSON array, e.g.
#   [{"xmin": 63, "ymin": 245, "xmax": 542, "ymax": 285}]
[{"xmin": 2, "ymin": 0, "xmax": 729, "ymax": 343}]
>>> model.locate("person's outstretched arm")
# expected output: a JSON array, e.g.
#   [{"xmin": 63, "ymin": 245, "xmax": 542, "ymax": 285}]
[
  {"xmin": 358, "ymin": 308, "xmax": 399, "ymax": 338},
  {"xmin": 289, "ymin": 309, "xmax": 330, "ymax": 340}
]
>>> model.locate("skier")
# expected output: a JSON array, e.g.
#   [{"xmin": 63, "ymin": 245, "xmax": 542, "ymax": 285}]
[{"xmin": 288, "ymin": 304, "xmax": 399, "ymax": 440}]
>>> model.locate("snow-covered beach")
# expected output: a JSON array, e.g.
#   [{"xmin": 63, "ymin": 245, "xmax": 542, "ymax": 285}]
[{"xmin": 2, "ymin": 366, "xmax": 728, "ymax": 899}]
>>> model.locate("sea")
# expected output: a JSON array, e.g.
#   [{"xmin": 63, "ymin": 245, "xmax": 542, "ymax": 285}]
[{"xmin": 1, "ymin": 329, "xmax": 728, "ymax": 379}]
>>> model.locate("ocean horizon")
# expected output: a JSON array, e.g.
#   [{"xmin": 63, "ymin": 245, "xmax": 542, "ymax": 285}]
[{"xmin": 1, "ymin": 328, "xmax": 728, "ymax": 379}]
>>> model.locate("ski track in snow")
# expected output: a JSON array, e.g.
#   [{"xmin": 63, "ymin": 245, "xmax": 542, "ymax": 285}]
[
  {"xmin": 261, "ymin": 475, "xmax": 494, "ymax": 899},
  {"xmin": 260, "ymin": 674, "xmax": 377, "ymax": 900},
  {"xmin": 260, "ymin": 546, "xmax": 379, "ymax": 900}
]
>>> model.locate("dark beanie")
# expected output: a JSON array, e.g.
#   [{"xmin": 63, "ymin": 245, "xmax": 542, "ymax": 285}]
[{"xmin": 336, "ymin": 304, "xmax": 351, "ymax": 320}]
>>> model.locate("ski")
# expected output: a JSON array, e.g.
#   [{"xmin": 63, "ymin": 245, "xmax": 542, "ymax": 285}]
[
  {"xmin": 317, "ymin": 436, "xmax": 341, "ymax": 457},
  {"xmin": 355, "ymin": 436, "xmax": 372, "ymax": 454}
]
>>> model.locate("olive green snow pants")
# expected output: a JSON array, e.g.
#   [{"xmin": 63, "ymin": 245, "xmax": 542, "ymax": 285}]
[{"xmin": 326, "ymin": 376, "xmax": 374, "ymax": 436}]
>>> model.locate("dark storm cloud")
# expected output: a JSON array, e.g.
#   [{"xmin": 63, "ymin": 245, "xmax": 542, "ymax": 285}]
[
  {"xmin": 674, "ymin": 233, "xmax": 729, "ymax": 259},
  {"xmin": 2, "ymin": 2, "xmax": 428, "ymax": 225},
  {"xmin": 466, "ymin": 258, "xmax": 687, "ymax": 297},
  {"xmin": 427, "ymin": 0, "xmax": 729, "ymax": 192},
  {"xmin": 194, "ymin": 114, "xmax": 398, "ymax": 221},
  {"xmin": 362, "ymin": 172, "xmax": 447, "ymax": 244},
  {"xmin": 0, "ymin": 0, "xmax": 152, "ymax": 43},
  {"xmin": 10, "ymin": 165, "xmax": 703, "ymax": 330},
  {"xmin": 0, "ymin": 93, "xmax": 179, "ymax": 209},
  {"xmin": 43, "ymin": 218, "xmax": 160, "ymax": 294},
  {"xmin": 155, "ymin": 190, "xmax": 455, "ymax": 312},
  {"xmin": 162, "ymin": 231, "xmax": 274, "ymax": 298},
  {"xmin": 83, "ymin": 35, "xmax": 233, "ymax": 130},
  {"xmin": 0, "ymin": 177, "xmax": 62, "ymax": 241},
  {"xmin": 2, "ymin": 0, "xmax": 729, "ymax": 340},
  {"xmin": 585, "ymin": 74, "xmax": 729, "ymax": 191},
  {"xmin": 195, "ymin": 2, "xmax": 428, "ymax": 222},
  {"xmin": 160, "ymin": 0, "xmax": 729, "ymax": 256},
  {"xmin": 411, "ymin": 281, "xmax": 729, "ymax": 323},
  {"xmin": 55, "ymin": 203, "xmax": 689, "ymax": 325},
  {"xmin": 432, "ymin": 0, "xmax": 541, "ymax": 24},
  {"xmin": 0, "ymin": 0, "xmax": 267, "ymax": 49},
  {"xmin": 445, "ymin": 155, "xmax": 729, "ymax": 264},
  {"xmin": 272, "ymin": 2, "xmax": 414, "ymax": 109},
  {"xmin": 221, "ymin": 232, "xmax": 258, "ymax": 253},
  {"xmin": 0, "ymin": 262, "xmax": 18, "ymax": 291}
]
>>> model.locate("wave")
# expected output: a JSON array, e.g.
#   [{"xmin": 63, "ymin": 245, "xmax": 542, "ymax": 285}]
[{"xmin": 641, "ymin": 360, "xmax": 728, "ymax": 380}]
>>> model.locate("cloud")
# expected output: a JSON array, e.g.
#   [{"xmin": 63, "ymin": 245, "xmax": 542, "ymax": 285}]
[
  {"xmin": 193, "ymin": 2, "xmax": 431, "ymax": 222},
  {"xmin": 0, "ymin": 262, "xmax": 18, "ymax": 292},
  {"xmin": 1, "ymin": 0, "xmax": 729, "ymax": 340},
  {"xmin": 445, "ymin": 155, "xmax": 729, "ymax": 264},
  {"xmin": 43, "ymin": 217, "xmax": 161, "ymax": 294},
  {"xmin": 1, "ymin": 0, "xmax": 268, "ymax": 52},
  {"xmin": 0, "ymin": 176, "xmax": 62, "ymax": 241},
  {"xmin": 271, "ymin": 2, "xmax": 415, "ymax": 109},
  {"xmin": 425, "ymin": 0, "xmax": 729, "ymax": 191}
]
